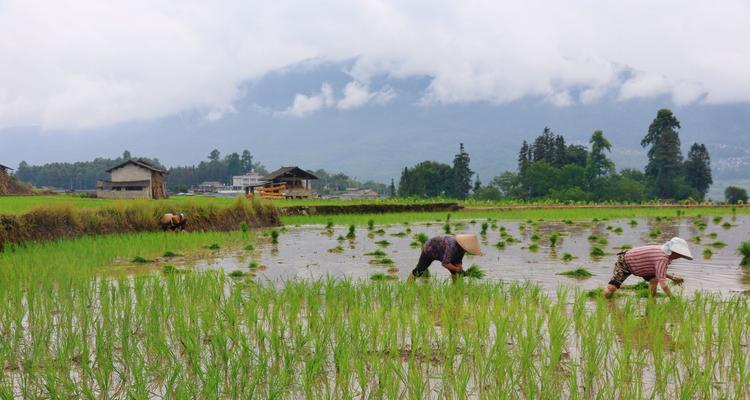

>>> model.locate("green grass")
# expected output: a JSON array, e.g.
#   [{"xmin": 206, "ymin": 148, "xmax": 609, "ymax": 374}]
[
  {"xmin": 738, "ymin": 242, "xmax": 750, "ymax": 266},
  {"xmin": 557, "ymin": 268, "xmax": 593, "ymax": 277},
  {"xmin": 281, "ymin": 206, "xmax": 750, "ymax": 226}
]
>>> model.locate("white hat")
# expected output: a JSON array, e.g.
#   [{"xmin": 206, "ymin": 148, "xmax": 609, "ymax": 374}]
[
  {"xmin": 662, "ymin": 237, "xmax": 693, "ymax": 260},
  {"xmin": 455, "ymin": 234, "xmax": 484, "ymax": 256}
]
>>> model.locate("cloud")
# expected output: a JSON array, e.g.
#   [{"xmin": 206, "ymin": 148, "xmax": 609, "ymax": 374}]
[
  {"xmin": 278, "ymin": 81, "xmax": 394, "ymax": 116},
  {"xmin": 1, "ymin": 0, "xmax": 749, "ymax": 130}
]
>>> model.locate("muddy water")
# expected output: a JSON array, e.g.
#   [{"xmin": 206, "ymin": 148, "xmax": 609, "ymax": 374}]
[{"xmin": 185, "ymin": 216, "xmax": 750, "ymax": 294}]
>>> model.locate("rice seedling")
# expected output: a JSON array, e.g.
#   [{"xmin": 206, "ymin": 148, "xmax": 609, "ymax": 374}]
[
  {"xmin": 162, "ymin": 250, "xmax": 181, "ymax": 258},
  {"xmin": 710, "ymin": 241, "xmax": 727, "ymax": 249},
  {"xmin": 228, "ymin": 269, "xmax": 246, "ymax": 278},
  {"xmin": 495, "ymin": 240, "xmax": 506, "ymax": 249},
  {"xmin": 722, "ymin": 221, "xmax": 733, "ymax": 229},
  {"xmin": 240, "ymin": 221, "xmax": 249, "ymax": 233},
  {"xmin": 691, "ymin": 236, "xmax": 701, "ymax": 244},
  {"xmin": 369, "ymin": 257, "xmax": 395, "ymax": 266},
  {"xmin": 713, "ymin": 216, "xmax": 723, "ymax": 224},
  {"xmin": 708, "ymin": 232, "xmax": 718, "ymax": 239},
  {"xmin": 443, "ymin": 223, "xmax": 451, "ymax": 234},
  {"xmin": 618, "ymin": 244, "xmax": 633, "ymax": 250},
  {"xmin": 629, "ymin": 219, "xmax": 638, "ymax": 226},
  {"xmin": 370, "ymin": 272, "xmax": 397, "ymax": 281},
  {"xmin": 613, "ymin": 227, "xmax": 623, "ymax": 234},
  {"xmin": 131, "ymin": 255, "xmax": 152, "ymax": 263},
  {"xmin": 463, "ymin": 264, "xmax": 485, "ymax": 279},
  {"xmin": 364, "ymin": 249, "xmax": 387, "ymax": 257},
  {"xmin": 598, "ymin": 237, "xmax": 608, "ymax": 245},
  {"xmin": 208, "ymin": 243, "xmax": 220, "ymax": 250},
  {"xmin": 528, "ymin": 243, "xmax": 539, "ymax": 252},
  {"xmin": 390, "ymin": 231, "xmax": 408, "ymax": 237},
  {"xmin": 530, "ymin": 233, "xmax": 541, "ymax": 241},
  {"xmin": 480, "ymin": 222, "xmax": 488, "ymax": 235},
  {"xmin": 367, "ymin": 219, "xmax": 375, "ymax": 230},
  {"xmin": 703, "ymin": 248, "xmax": 714, "ymax": 258},
  {"xmin": 620, "ymin": 281, "xmax": 649, "ymax": 290},
  {"xmin": 375, "ymin": 240, "xmax": 390, "ymax": 247},
  {"xmin": 328, "ymin": 245, "xmax": 344, "ymax": 254},
  {"xmin": 590, "ymin": 247, "xmax": 605, "ymax": 257},
  {"xmin": 561, "ymin": 253, "xmax": 574, "ymax": 262},
  {"xmin": 649, "ymin": 228, "xmax": 661, "ymax": 238},
  {"xmin": 557, "ymin": 268, "xmax": 593, "ymax": 278},
  {"xmin": 411, "ymin": 232, "xmax": 429, "ymax": 248},
  {"xmin": 738, "ymin": 242, "xmax": 750, "ymax": 266},
  {"xmin": 346, "ymin": 225, "xmax": 356, "ymax": 239},
  {"xmin": 337, "ymin": 235, "xmax": 346, "ymax": 242},
  {"xmin": 248, "ymin": 260, "xmax": 259, "ymax": 269},
  {"xmin": 326, "ymin": 219, "xmax": 334, "ymax": 230}
]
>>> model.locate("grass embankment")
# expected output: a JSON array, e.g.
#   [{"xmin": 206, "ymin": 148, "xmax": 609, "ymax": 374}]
[
  {"xmin": 0, "ymin": 197, "xmax": 278, "ymax": 250},
  {"xmin": 0, "ymin": 276, "xmax": 747, "ymax": 398},
  {"xmin": 283, "ymin": 206, "xmax": 750, "ymax": 226}
]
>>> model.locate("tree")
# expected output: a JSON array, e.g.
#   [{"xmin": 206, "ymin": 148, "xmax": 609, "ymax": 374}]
[
  {"xmin": 240, "ymin": 150, "xmax": 253, "ymax": 173},
  {"xmin": 398, "ymin": 161, "xmax": 453, "ymax": 198},
  {"xmin": 684, "ymin": 143, "xmax": 712, "ymax": 200},
  {"xmin": 642, "ymin": 109, "xmax": 684, "ymax": 199},
  {"xmin": 451, "ymin": 143, "xmax": 473, "ymax": 199},
  {"xmin": 492, "ymin": 172, "xmax": 522, "ymax": 198},
  {"xmin": 725, "ymin": 186, "xmax": 748, "ymax": 204},
  {"xmin": 225, "ymin": 152, "xmax": 243, "ymax": 178},
  {"xmin": 564, "ymin": 144, "xmax": 589, "ymax": 167},
  {"xmin": 389, "ymin": 179, "xmax": 396, "ymax": 198},
  {"xmin": 122, "ymin": 150, "xmax": 131, "ymax": 160},
  {"xmin": 518, "ymin": 141, "xmax": 531, "ymax": 173},
  {"xmin": 473, "ymin": 176, "xmax": 482, "ymax": 193},
  {"xmin": 586, "ymin": 130, "xmax": 614, "ymax": 183},
  {"xmin": 208, "ymin": 149, "xmax": 221, "ymax": 162}
]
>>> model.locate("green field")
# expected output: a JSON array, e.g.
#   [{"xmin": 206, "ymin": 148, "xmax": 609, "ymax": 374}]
[{"xmin": 2, "ymin": 199, "xmax": 749, "ymax": 397}]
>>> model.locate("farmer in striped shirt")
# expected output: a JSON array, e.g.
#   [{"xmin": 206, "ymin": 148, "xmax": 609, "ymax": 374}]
[{"xmin": 603, "ymin": 237, "xmax": 693, "ymax": 298}]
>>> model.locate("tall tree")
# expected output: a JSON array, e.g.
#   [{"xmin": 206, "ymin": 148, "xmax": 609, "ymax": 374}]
[
  {"xmin": 642, "ymin": 109, "xmax": 684, "ymax": 198},
  {"xmin": 389, "ymin": 178, "xmax": 396, "ymax": 198},
  {"xmin": 518, "ymin": 141, "xmax": 531, "ymax": 173},
  {"xmin": 725, "ymin": 186, "xmax": 748, "ymax": 204},
  {"xmin": 684, "ymin": 143, "xmax": 713, "ymax": 200},
  {"xmin": 225, "ymin": 152, "xmax": 243, "ymax": 177},
  {"xmin": 208, "ymin": 149, "xmax": 221, "ymax": 162},
  {"xmin": 240, "ymin": 150, "xmax": 253, "ymax": 173},
  {"xmin": 451, "ymin": 143, "xmax": 473, "ymax": 199},
  {"xmin": 586, "ymin": 130, "xmax": 614, "ymax": 182},
  {"xmin": 122, "ymin": 150, "xmax": 131, "ymax": 160}
]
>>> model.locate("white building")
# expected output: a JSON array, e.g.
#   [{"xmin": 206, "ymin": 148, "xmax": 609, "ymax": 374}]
[{"xmin": 232, "ymin": 171, "xmax": 268, "ymax": 191}]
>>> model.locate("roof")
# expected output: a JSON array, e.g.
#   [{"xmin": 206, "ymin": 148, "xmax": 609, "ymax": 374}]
[
  {"xmin": 0, "ymin": 163, "xmax": 12, "ymax": 171},
  {"xmin": 106, "ymin": 159, "xmax": 168, "ymax": 174},
  {"xmin": 263, "ymin": 166, "xmax": 318, "ymax": 181}
]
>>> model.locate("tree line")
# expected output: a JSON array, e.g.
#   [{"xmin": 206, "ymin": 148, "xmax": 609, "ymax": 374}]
[
  {"xmin": 13, "ymin": 149, "xmax": 388, "ymax": 195},
  {"xmin": 397, "ymin": 109, "xmax": 730, "ymax": 202}
]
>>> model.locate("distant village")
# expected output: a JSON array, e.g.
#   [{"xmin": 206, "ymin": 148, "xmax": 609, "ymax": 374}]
[{"xmin": 93, "ymin": 159, "xmax": 380, "ymax": 200}]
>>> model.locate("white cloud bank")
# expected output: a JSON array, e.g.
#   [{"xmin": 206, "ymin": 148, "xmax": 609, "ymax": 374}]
[
  {"xmin": 279, "ymin": 81, "xmax": 395, "ymax": 117},
  {"xmin": 1, "ymin": 0, "xmax": 749, "ymax": 129}
]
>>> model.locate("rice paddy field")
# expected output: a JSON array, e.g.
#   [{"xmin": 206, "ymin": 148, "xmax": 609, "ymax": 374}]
[{"xmin": 1, "ymin": 203, "xmax": 750, "ymax": 398}]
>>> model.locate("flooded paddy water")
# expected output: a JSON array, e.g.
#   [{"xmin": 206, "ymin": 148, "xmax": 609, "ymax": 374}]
[{"xmin": 179, "ymin": 215, "xmax": 750, "ymax": 295}]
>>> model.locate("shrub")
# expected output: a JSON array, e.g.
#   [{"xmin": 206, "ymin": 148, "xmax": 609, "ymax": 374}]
[{"xmin": 132, "ymin": 256, "xmax": 151, "ymax": 263}]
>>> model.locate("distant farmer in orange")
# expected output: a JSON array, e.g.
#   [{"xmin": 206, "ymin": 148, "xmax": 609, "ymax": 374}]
[
  {"xmin": 408, "ymin": 234, "xmax": 484, "ymax": 282},
  {"xmin": 604, "ymin": 237, "xmax": 692, "ymax": 298}
]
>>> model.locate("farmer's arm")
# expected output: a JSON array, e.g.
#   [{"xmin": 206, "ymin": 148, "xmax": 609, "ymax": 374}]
[
  {"xmin": 441, "ymin": 262, "xmax": 462, "ymax": 273},
  {"xmin": 655, "ymin": 259, "xmax": 672, "ymax": 297}
]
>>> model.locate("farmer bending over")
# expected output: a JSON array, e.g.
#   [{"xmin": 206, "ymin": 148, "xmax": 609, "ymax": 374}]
[
  {"xmin": 604, "ymin": 237, "xmax": 692, "ymax": 298},
  {"xmin": 408, "ymin": 234, "xmax": 484, "ymax": 282},
  {"xmin": 160, "ymin": 212, "xmax": 187, "ymax": 231}
]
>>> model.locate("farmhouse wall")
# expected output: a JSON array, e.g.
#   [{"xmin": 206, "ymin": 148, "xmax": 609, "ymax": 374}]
[
  {"xmin": 96, "ymin": 187, "xmax": 151, "ymax": 199},
  {"xmin": 111, "ymin": 164, "xmax": 152, "ymax": 182}
]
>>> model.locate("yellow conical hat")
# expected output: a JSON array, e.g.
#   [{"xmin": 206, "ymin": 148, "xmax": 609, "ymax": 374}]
[{"xmin": 455, "ymin": 234, "xmax": 484, "ymax": 256}]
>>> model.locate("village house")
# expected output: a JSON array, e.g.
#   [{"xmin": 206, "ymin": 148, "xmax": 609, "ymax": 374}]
[
  {"xmin": 192, "ymin": 181, "xmax": 226, "ymax": 193},
  {"xmin": 337, "ymin": 187, "xmax": 381, "ymax": 200},
  {"xmin": 231, "ymin": 170, "xmax": 268, "ymax": 192},
  {"xmin": 260, "ymin": 166, "xmax": 319, "ymax": 198},
  {"xmin": 96, "ymin": 159, "xmax": 168, "ymax": 199}
]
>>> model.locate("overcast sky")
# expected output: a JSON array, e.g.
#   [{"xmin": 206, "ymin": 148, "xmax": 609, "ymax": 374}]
[{"xmin": 1, "ymin": 0, "xmax": 750, "ymax": 131}]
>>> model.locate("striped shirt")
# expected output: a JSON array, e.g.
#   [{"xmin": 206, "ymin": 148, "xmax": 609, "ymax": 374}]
[{"xmin": 624, "ymin": 245, "xmax": 670, "ymax": 279}]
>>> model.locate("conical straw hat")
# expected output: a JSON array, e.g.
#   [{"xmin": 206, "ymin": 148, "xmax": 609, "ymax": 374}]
[
  {"xmin": 455, "ymin": 234, "xmax": 484, "ymax": 256},
  {"xmin": 662, "ymin": 237, "xmax": 693, "ymax": 260}
]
